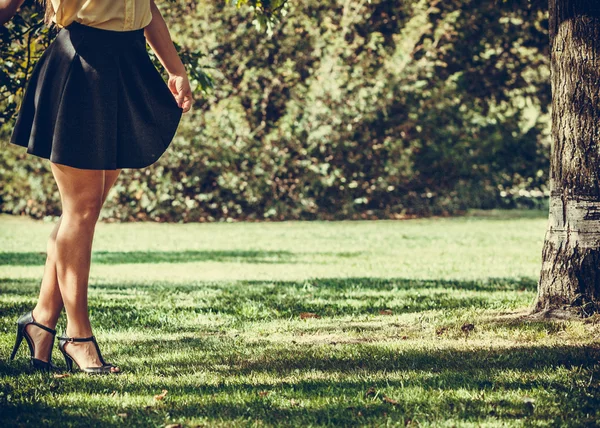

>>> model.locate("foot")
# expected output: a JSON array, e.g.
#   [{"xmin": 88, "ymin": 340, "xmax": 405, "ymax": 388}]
[
  {"xmin": 63, "ymin": 337, "xmax": 120, "ymax": 373},
  {"xmin": 24, "ymin": 323, "xmax": 55, "ymax": 363}
]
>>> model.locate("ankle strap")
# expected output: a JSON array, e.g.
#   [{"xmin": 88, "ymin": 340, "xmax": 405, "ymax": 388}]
[
  {"xmin": 32, "ymin": 321, "xmax": 56, "ymax": 335},
  {"xmin": 58, "ymin": 335, "xmax": 96, "ymax": 343}
]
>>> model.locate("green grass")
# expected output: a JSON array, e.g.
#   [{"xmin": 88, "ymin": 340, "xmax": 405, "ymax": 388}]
[{"xmin": 1, "ymin": 210, "xmax": 599, "ymax": 427}]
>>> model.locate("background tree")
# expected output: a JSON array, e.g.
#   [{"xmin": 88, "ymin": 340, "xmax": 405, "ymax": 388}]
[{"xmin": 535, "ymin": 1, "xmax": 600, "ymax": 316}]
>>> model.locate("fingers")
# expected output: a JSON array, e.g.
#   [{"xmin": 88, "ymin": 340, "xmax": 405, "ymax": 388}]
[
  {"xmin": 176, "ymin": 84, "xmax": 193, "ymax": 113},
  {"xmin": 176, "ymin": 92, "xmax": 185, "ymax": 109},
  {"xmin": 167, "ymin": 77, "xmax": 183, "ymax": 107},
  {"xmin": 167, "ymin": 75, "xmax": 193, "ymax": 113},
  {"xmin": 181, "ymin": 94, "xmax": 193, "ymax": 113},
  {"xmin": 177, "ymin": 80, "xmax": 193, "ymax": 112}
]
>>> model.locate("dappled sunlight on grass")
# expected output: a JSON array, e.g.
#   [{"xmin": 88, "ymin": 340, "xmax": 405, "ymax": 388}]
[
  {"xmin": 1, "ymin": 213, "xmax": 599, "ymax": 426},
  {"xmin": 0, "ymin": 250, "xmax": 363, "ymax": 266}
]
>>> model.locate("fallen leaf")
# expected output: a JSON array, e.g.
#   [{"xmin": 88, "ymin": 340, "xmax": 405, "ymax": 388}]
[
  {"xmin": 365, "ymin": 387, "xmax": 377, "ymax": 397},
  {"xmin": 117, "ymin": 413, "xmax": 128, "ymax": 418},
  {"xmin": 258, "ymin": 391, "xmax": 270, "ymax": 397},
  {"xmin": 53, "ymin": 373, "xmax": 70, "ymax": 379},
  {"xmin": 300, "ymin": 312, "xmax": 320, "ymax": 319},
  {"xmin": 401, "ymin": 336, "xmax": 409, "ymax": 340},
  {"xmin": 382, "ymin": 395, "xmax": 399, "ymax": 405},
  {"xmin": 379, "ymin": 309, "xmax": 393, "ymax": 316},
  {"xmin": 154, "ymin": 389, "xmax": 168, "ymax": 401},
  {"xmin": 164, "ymin": 424, "xmax": 182, "ymax": 428},
  {"xmin": 461, "ymin": 323, "xmax": 475, "ymax": 337},
  {"xmin": 110, "ymin": 391, "xmax": 117, "ymax": 397},
  {"xmin": 436, "ymin": 327, "xmax": 448, "ymax": 336}
]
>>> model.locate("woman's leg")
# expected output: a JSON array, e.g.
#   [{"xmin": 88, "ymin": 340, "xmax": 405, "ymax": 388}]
[
  {"xmin": 25, "ymin": 216, "xmax": 64, "ymax": 362},
  {"xmin": 101, "ymin": 170, "xmax": 122, "ymax": 208},
  {"xmin": 36, "ymin": 217, "xmax": 64, "ymax": 326},
  {"xmin": 43, "ymin": 163, "xmax": 119, "ymax": 371},
  {"xmin": 26, "ymin": 169, "xmax": 121, "ymax": 362}
]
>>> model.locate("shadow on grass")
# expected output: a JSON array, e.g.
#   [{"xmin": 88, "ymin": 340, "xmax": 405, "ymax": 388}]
[
  {"xmin": 0, "ymin": 271, "xmax": 595, "ymax": 426},
  {"xmin": 0, "ymin": 388, "xmax": 571, "ymax": 427},
  {"xmin": 1, "ymin": 341, "xmax": 598, "ymax": 426},
  {"xmin": 6, "ymin": 335, "xmax": 596, "ymax": 381},
  {"xmin": 0, "ymin": 276, "xmax": 535, "ymax": 329},
  {"xmin": 0, "ymin": 402, "xmax": 113, "ymax": 427},
  {"xmin": 0, "ymin": 250, "xmax": 362, "ymax": 266},
  {"xmin": 109, "ymin": 336, "xmax": 600, "ymax": 374},
  {"xmin": 242, "ymin": 277, "xmax": 537, "ymax": 292},
  {"xmin": 0, "ymin": 275, "xmax": 538, "ymax": 293}
]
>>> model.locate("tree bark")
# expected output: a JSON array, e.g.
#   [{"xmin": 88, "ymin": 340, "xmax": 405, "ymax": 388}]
[{"xmin": 535, "ymin": 1, "xmax": 600, "ymax": 316}]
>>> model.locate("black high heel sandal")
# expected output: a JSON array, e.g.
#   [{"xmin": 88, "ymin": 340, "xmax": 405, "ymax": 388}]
[
  {"xmin": 10, "ymin": 311, "xmax": 59, "ymax": 372},
  {"xmin": 58, "ymin": 335, "xmax": 120, "ymax": 374}
]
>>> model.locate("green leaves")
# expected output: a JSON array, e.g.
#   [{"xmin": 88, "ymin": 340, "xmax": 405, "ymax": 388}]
[
  {"xmin": 0, "ymin": 4, "xmax": 53, "ymax": 125},
  {"xmin": 0, "ymin": 0, "xmax": 551, "ymax": 221},
  {"xmin": 227, "ymin": 0, "xmax": 289, "ymax": 34}
]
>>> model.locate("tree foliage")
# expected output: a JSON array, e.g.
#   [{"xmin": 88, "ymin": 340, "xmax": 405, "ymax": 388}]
[{"xmin": 0, "ymin": 0, "xmax": 550, "ymax": 221}]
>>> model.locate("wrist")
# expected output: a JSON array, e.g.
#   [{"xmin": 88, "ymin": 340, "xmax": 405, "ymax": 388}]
[{"xmin": 167, "ymin": 63, "xmax": 186, "ymax": 77}]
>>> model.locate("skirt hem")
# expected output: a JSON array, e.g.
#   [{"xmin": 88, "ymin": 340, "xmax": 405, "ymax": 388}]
[{"xmin": 9, "ymin": 141, "xmax": 167, "ymax": 170}]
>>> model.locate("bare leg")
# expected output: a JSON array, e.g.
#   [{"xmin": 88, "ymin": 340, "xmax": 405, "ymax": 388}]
[
  {"xmin": 46, "ymin": 163, "xmax": 120, "ymax": 371},
  {"xmin": 26, "ymin": 169, "xmax": 122, "ymax": 362},
  {"xmin": 25, "ymin": 216, "xmax": 63, "ymax": 362},
  {"xmin": 36, "ymin": 217, "xmax": 64, "ymax": 325}
]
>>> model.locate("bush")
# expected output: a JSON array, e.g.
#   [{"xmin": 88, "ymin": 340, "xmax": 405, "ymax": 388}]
[{"xmin": 0, "ymin": 0, "xmax": 550, "ymax": 221}]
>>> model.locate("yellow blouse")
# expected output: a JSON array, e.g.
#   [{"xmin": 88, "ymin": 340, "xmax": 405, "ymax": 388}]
[{"xmin": 50, "ymin": 0, "xmax": 153, "ymax": 31}]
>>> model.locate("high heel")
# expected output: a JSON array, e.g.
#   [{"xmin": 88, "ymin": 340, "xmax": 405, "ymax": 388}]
[
  {"xmin": 62, "ymin": 350, "xmax": 73, "ymax": 372},
  {"xmin": 10, "ymin": 311, "xmax": 59, "ymax": 372},
  {"xmin": 58, "ymin": 335, "xmax": 120, "ymax": 375},
  {"xmin": 9, "ymin": 324, "xmax": 25, "ymax": 361}
]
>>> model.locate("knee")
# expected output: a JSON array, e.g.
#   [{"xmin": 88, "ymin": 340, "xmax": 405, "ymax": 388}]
[{"xmin": 64, "ymin": 198, "xmax": 103, "ymax": 227}]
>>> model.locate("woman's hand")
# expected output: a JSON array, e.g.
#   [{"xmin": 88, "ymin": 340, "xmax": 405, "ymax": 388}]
[{"xmin": 168, "ymin": 72, "xmax": 193, "ymax": 113}]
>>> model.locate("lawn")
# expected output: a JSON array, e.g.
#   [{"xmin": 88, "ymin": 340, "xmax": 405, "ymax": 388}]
[{"xmin": 1, "ymin": 210, "xmax": 599, "ymax": 427}]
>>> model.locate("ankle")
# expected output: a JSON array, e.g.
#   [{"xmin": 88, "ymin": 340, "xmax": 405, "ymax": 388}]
[
  {"xmin": 31, "ymin": 307, "xmax": 59, "ymax": 329},
  {"xmin": 66, "ymin": 324, "xmax": 93, "ymax": 338}
]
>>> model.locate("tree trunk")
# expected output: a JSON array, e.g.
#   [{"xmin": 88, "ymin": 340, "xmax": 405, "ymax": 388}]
[{"xmin": 535, "ymin": 1, "xmax": 600, "ymax": 316}]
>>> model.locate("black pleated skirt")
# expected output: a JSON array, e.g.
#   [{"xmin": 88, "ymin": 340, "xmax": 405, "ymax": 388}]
[{"xmin": 9, "ymin": 21, "xmax": 183, "ymax": 170}]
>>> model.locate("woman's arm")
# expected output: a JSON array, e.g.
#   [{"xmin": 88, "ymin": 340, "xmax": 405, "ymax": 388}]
[
  {"xmin": 144, "ymin": 0, "xmax": 193, "ymax": 113},
  {"xmin": 0, "ymin": 0, "xmax": 24, "ymax": 26}
]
